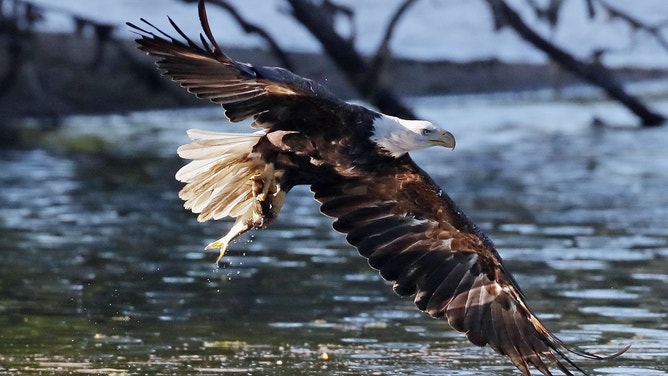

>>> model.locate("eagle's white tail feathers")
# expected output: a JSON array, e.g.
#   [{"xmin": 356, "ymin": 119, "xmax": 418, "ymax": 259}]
[
  {"xmin": 175, "ymin": 129, "xmax": 265, "ymax": 181},
  {"xmin": 176, "ymin": 130, "xmax": 264, "ymax": 222},
  {"xmin": 175, "ymin": 129, "xmax": 284, "ymax": 263}
]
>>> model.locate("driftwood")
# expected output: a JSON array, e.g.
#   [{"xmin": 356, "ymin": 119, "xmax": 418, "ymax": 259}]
[
  {"xmin": 0, "ymin": 0, "xmax": 32, "ymax": 98},
  {"xmin": 591, "ymin": 0, "xmax": 668, "ymax": 53},
  {"xmin": 286, "ymin": 0, "xmax": 417, "ymax": 119},
  {"xmin": 366, "ymin": 0, "xmax": 417, "ymax": 97},
  {"xmin": 0, "ymin": 35, "xmax": 23, "ymax": 98},
  {"xmin": 486, "ymin": 0, "xmax": 665, "ymax": 126}
]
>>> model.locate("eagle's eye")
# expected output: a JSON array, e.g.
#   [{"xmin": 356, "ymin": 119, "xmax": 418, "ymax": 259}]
[{"xmin": 421, "ymin": 128, "xmax": 433, "ymax": 136}]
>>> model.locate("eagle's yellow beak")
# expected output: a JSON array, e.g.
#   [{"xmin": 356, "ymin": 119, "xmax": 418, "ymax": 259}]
[{"xmin": 430, "ymin": 129, "xmax": 456, "ymax": 150}]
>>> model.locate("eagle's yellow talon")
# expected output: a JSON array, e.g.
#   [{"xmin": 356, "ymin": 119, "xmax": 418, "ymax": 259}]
[
  {"xmin": 205, "ymin": 239, "xmax": 229, "ymax": 264},
  {"xmin": 215, "ymin": 249, "xmax": 227, "ymax": 265}
]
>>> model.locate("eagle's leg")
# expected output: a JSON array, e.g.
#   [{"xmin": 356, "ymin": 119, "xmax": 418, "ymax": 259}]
[
  {"xmin": 252, "ymin": 162, "xmax": 275, "ymax": 203},
  {"xmin": 205, "ymin": 208, "xmax": 260, "ymax": 264},
  {"xmin": 206, "ymin": 162, "xmax": 286, "ymax": 264},
  {"xmin": 251, "ymin": 162, "xmax": 286, "ymax": 216}
]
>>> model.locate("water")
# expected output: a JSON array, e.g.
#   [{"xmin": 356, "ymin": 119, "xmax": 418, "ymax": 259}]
[{"xmin": 1, "ymin": 94, "xmax": 668, "ymax": 375}]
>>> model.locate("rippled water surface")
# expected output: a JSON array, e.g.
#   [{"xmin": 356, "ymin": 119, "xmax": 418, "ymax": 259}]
[{"xmin": 1, "ymin": 96, "xmax": 668, "ymax": 375}]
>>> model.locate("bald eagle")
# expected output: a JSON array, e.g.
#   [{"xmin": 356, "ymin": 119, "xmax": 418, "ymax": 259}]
[{"xmin": 127, "ymin": 1, "xmax": 627, "ymax": 375}]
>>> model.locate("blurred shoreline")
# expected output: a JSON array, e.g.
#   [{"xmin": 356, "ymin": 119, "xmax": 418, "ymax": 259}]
[{"xmin": 1, "ymin": 31, "xmax": 667, "ymax": 121}]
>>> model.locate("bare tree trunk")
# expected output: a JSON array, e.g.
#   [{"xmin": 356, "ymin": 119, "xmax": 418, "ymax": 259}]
[
  {"xmin": 486, "ymin": 0, "xmax": 665, "ymax": 127},
  {"xmin": 0, "ymin": 38, "xmax": 22, "ymax": 98},
  {"xmin": 367, "ymin": 0, "xmax": 418, "ymax": 93},
  {"xmin": 286, "ymin": 0, "xmax": 417, "ymax": 120}
]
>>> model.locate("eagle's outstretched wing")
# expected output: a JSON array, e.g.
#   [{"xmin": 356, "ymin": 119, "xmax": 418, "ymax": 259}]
[
  {"xmin": 312, "ymin": 157, "xmax": 628, "ymax": 376},
  {"xmin": 127, "ymin": 2, "xmax": 347, "ymax": 124}
]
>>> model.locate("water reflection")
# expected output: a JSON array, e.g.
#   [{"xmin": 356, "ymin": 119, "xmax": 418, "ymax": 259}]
[{"xmin": 1, "ymin": 97, "xmax": 668, "ymax": 375}]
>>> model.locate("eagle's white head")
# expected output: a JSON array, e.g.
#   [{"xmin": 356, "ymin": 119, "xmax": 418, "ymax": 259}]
[{"xmin": 370, "ymin": 114, "xmax": 456, "ymax": 157}]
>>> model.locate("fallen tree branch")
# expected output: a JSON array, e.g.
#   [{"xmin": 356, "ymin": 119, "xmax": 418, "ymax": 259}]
[
  {"xmin": 286, "ymin": 0, "xmax": 416, "ymax": 119},
  {"xmin": 0, "ymin": 37, "xmax": 23, "ymax": 98},
  {"xmin": 368, "ymin": 0, "xmax": 418, "ymax": 90},
  {"xmin": 486, "ymin": 0, "xmax": 665, "ymax": 126},
  {"xmin": 592, "ymin": 0, "xmax": 668, "ymax": 53}
]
